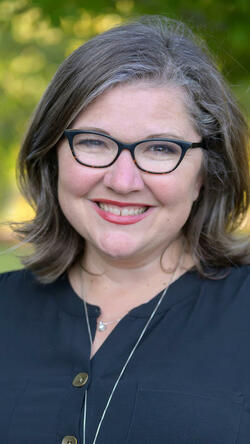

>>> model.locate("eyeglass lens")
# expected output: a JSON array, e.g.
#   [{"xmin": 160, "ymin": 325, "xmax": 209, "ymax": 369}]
[{"xmin": 72, "ymin": 132, "xmax": 183, "ymax": 173}]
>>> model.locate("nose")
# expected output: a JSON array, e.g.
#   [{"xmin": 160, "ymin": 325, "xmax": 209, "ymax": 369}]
[{"xmin": 103, "ymin": 150, "xmax": 144, "ymax": 194}]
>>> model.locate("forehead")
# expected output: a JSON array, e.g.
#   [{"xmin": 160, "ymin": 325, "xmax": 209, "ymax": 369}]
[{"xmin": 71, "ymin": 82, "xmax": 199, "ymax": 141}]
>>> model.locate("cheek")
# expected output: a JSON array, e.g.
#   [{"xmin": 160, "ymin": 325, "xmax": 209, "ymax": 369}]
[
  {"xmin": 57, "ymin": 148, "xmax": 102, "ymax": 198},
  {"xmin": 58, "ymin": 168, "xmax": 94, "ymax": 198},
  {"xmin": 147, "ymin": 171, "xmax": 202, "ymax": 207}
]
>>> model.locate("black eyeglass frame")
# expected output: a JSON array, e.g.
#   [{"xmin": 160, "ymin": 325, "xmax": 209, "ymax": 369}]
[{"xmin": 64, "ymin": 129, "xmax": 207, "ymax": 174}]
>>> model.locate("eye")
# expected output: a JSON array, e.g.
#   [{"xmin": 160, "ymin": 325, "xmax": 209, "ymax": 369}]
[
  {"xmin": 139, "ymin": 141, "xmax": 181, "ymax": 158},
  {"xmin": 149, "ymin": 144, "xmax": 173, "ymax": 153},
  {"xmin": 77, "ymin": 138, "xmax": 106, "ymax": 147},
  {"xmin": 73, "ymin": 134, "xmax": 111, "ymax": 152}
]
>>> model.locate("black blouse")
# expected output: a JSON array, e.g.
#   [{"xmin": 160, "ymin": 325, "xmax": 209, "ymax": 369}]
[{"xmin": 0, "ymin": 266, "xmax": 250, "ymax": 444}]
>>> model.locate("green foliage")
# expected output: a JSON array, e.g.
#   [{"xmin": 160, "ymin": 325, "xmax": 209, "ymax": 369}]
[
  {"xmin": 0, "ymin": 242, "xmax": 24, "ymax": 273},
  {"xmin": 29, "ymin": 0, "xmax": 250, "ymax": 82}
]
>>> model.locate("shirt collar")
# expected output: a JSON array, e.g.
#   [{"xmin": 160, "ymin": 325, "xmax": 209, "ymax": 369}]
[{"xmin": 55, "ymin": 269, "xmax": 201, "ymax": 318}]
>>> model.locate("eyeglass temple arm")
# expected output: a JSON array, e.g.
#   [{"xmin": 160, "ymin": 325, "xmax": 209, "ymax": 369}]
[{"xmin": 192, "ymin": 138, "xmax": 208, "ymax": 150}]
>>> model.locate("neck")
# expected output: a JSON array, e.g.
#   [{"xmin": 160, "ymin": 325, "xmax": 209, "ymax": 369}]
[
  {"xmin": 69, "ymin": 236, "xmax": 192, "ymax": 310},
  {"xmin": 85, "ymin": 234, "xmax": 185, "ymax": 276}
]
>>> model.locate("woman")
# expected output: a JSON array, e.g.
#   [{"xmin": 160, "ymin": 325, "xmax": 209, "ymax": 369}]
[{"xmin": 1, "ymin": 15, "xmax": 250, "ymax": 444}]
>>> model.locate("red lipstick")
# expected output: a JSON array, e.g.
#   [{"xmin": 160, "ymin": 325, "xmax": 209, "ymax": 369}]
[{"xmin": 90, "ymin": 200, "xmax": 154, "ymax": 225}]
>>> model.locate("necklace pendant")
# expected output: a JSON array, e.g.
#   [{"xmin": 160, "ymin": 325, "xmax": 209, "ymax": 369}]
[{"xmin": 98, "ymin": 321, "xmax": 107, "ymax": 332}]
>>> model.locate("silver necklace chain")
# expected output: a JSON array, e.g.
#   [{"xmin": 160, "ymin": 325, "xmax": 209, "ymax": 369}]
[{"xmin": 80, "ymin": 253, "xmax": 183, "ymax": 444}]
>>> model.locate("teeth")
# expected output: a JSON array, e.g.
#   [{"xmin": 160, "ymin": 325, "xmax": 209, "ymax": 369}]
[{"xmin": 99, "ymin": 203, "xmax": 147, "ymax": 216}]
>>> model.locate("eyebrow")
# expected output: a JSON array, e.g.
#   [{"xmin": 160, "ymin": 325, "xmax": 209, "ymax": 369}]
[
  {"xmin": 74, "ymin": 126, "xmax": 186, "ymax": 141},
  {"xmin": 76, "ymin": 126, "xmax": 111, "ymax": 135},
  {"xmin": 147, "ymin": 132, "xmax": 185, "ymax": 140}
]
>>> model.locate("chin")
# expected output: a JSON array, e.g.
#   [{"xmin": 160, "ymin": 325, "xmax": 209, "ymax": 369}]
[{"xmin": 97, "ymin": 232, "xmax": 141, "ymax": 259}]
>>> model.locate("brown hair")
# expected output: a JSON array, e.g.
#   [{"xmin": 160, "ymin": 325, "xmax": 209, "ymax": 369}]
[{"xmin": 14, "ymin": 15, "xmax": 250, "ymax": 283}]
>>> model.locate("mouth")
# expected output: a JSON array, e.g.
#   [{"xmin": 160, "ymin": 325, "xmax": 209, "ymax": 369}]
[
  {"xmin": 91, "ymin": 200, "xmax": 153, "ymax": 225},
  {"xmin": 97, "ymin": 202, "xmax": 148, "ymax": 216}
]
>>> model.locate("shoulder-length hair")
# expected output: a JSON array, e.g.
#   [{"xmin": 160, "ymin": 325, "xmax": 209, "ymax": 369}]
[{"xmin": 14, "ymin": 15, "xmax": 250, "ymax": 283}]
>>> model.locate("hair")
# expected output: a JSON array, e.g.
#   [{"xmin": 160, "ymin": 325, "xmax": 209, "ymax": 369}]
[{"xmin": 14, "ymin": 15, "xmax": 250, "ymax": 283}]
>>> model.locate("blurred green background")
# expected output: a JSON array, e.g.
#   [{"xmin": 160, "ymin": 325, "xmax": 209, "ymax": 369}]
[{"xmin": 0, "ymin": 0, "xmax": 249, "ymax": 272}]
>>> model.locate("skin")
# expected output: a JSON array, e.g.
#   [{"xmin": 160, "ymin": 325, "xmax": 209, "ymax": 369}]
[{"xmin": 57, "ymin": 82, "xmax": 204, "ymax": 355}]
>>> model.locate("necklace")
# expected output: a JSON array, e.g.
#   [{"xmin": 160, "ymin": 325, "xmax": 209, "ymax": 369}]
[
  {"xmin": 97, "ymin": 318, "xmax": 121, "ymax": 332},
  {"xmin": 80, "ymin": 250, "xmax": 184, "ymax": 444}
]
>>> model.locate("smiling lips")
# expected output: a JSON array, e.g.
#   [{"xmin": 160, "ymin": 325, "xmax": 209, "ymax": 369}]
[
  {"xmin": 99, "ymin": 202, "xmax": 147, "ymax": 216},
  {"xmin": 92, "ymin": 199, "xmax": 153, "ymax": 225}
]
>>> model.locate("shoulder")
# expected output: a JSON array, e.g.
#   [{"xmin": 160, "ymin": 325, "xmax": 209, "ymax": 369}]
[
  {"xmin": 0, "ymin": 268, "xmax": 42, "ymax": 298},
  {"xmin": 0, "ymin": 268, "xmax": 35, "ymax": 286},
  {"xmin": 186, "ymin": 264, "xmax": 250, "ymax": 289},
  {"xmin": 194, "ymin": 264, "xmax": 250, "ymax": 296},
  {"xmin": 197, "ymin": 264, "xmax": 250, "ymax": 313},
  {"xmin": 206, "ymin": 264, "xmax": 250, "ymax": 292},
  {"xmin": 210, "ymin": 265, "xmax": 250, "ymax": 293},
  {"xmin": 0, "ymin": 268, "xmax": 65, "ymax": 318},
  {"xmin": 0, "ymin": 268, "xmax": 40, "ymax": 307}
]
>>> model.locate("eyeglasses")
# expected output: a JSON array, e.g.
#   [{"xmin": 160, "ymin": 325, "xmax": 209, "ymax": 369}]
[{"xmin": 64, "ymin": 130, "xmax": 207, "ymax": 174}]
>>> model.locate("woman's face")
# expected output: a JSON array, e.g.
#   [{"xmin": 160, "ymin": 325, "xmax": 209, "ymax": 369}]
[{"xmin": 57, "ymin": 83, "xmax": 203, "ymax": 264}]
